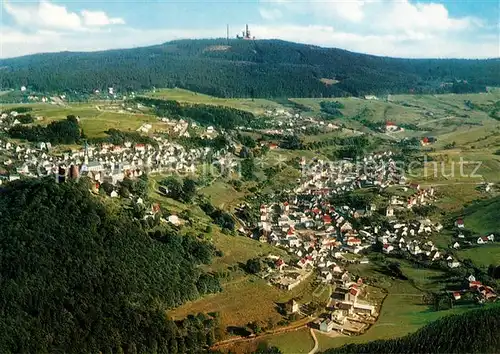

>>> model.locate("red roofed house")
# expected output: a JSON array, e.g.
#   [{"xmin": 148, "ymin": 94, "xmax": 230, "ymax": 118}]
[
  {"xmin": 470, "ymin": 281, "xmax": 481, "ymax": 289},
  {"xmin": 477, "ymin": 236, "xmax": 489, "ymax": 244},
  {"xmin": 385, "ymin": 121, "xmax": 399, "ymax": 132},
  {"xmin": 323, "ymin": 215, "xmax": 332, "ymax": 225},
  {"xmin": 456, "ymin": 218, "xmax": 465, "ymax": 228},
  {"xmin": 347, "ymin": 285, "xmax": 360, "ymax": 302},
  {"xmin": 151, "ymin": 203, "xmax": 161, "ymax": 214},
  {"xmin": 275, "ymin": 258, "xmax": 285, "ymax": 271},
  {"xmin": 347, "ymin": 237, "xmax": 362, "ymax": 246},
  {"xmin": 135, "ymin": 144, "xmax": 146, "ymax": 152},
  {"xmin": 453, "ymin": 292, "xmax": 461, "ymax": 300},
  {"xmin": 383, "ymin": 244, "xmax": 394, "ymax": 254}
]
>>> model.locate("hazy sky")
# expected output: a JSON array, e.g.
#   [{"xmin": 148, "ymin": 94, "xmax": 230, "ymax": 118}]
[{"xmin": 1, "ymin": 0, "xmax": 499, "ymax": 58}]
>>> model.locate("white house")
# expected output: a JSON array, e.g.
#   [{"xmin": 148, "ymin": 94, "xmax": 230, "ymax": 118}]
[
  {"xmin": 383, "ymin": 244, "xmax": 394, "ymax": 254},
  {"xmin": 168, "ymin": 215, "xmax": 181, "ymax": 226}
]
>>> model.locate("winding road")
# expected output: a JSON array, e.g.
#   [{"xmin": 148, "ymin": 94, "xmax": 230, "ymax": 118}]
[{"xmin": 308, "ymin": 328, "xmax": 319, "ymax": 354}]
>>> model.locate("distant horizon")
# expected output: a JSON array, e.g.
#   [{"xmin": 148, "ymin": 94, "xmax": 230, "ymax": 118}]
[
  {"xmin": 1, "ymin": 0, "xmax": 499, "ymax": 59},
  {"xmin": 2, "ymin": 37, "xmax": 500, "ymax": 61}
]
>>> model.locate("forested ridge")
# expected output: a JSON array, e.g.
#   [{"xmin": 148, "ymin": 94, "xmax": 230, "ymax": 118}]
[
  {"xmin": 0, "ymin": 178, "xmax": 222, "ymax": 353},
  {"xmin": 323, "ymin": 306, "xmax": 500, "ymax": 354},
  {"xmin": 1, "ymin": 39, "xmax": 499, "ymax": 98}
]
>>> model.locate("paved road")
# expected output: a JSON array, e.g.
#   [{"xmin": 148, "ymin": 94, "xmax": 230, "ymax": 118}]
[{"xmin": 308, "ymin": 328, "xmax": 319, "ymax": 354}]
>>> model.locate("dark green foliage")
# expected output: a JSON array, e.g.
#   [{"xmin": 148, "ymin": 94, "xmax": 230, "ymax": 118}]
[
  {"xmin": 488, "ymin": 265, "xmax": 500, "ymax": 279},
  {"xmin": 2, "ymin": 39, "xmax": 498, "ymax": 98},
  {"xmin": 16, "ymin": 114, "xmax": 35, "ymax": 124},
  {"xmin": 199, "ymin": 198, "xmax": 235, "ymax": 230},
  {"xmin": 0, "ymin": 178, "xmax": 221, "ymax": 353},
  {"xmin": 91, "ymin": 128, "xmax": 158, "ymax": 147},
  {"xmin": 134, "ymin": 96, "xmax": 254, "ymax": 129},
  {"xmin": 323, "ymin": 306, "xmax": 500, "ymax": 354},
  {"xmin": 182, "ymin": 178, "xmax": 197, "ymax": 203},
  {"xmin": 4, "ymin": 106, "xmax": 32, "ymax": 114},
  {"xmin": 99, "ymin": 180, "xmax": 114, "ymax": 195},
  {"xmin": 245, "ymin": 258, "xmax": 262, "ymax": 274},
  {"xmin": 8, "ymin": 115, "xmax": 81, "ymax": 144},
  {"xmin": 159, "ymin": 176, "xmax": 197, "ymax": 203},
  {"xmin": 177, "ymin": 135, "xmax": 228, "ymax": 151},
  {"xmin": 280, "ymin": 135, "xmax": 303, "ymax": 150},
  {"xmin": 412, "ymin": 205, "xmax": 438, "ymax": 217},
  {"xmin": 241, "ymin": 158, "xmax": 256, "ymax": 180},
  {"xmin": 320, "ymin": 101, "xmax": 344, "ymax": 117},
  {"xmin": 238, "ymin": 133, "xmax": 257, "ymax": 148}
]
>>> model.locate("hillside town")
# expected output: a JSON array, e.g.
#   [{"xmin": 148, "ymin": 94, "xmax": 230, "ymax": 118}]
[
  {"xmin": 0, "ymin": 104, "xmax": 497, "ymax": 339},
  {"xmin": 241, "ymin": 152, "xmax": 497, "ymax": 334}
]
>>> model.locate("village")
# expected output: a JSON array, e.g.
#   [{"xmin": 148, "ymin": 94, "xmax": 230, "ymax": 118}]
[
  {"xmin": 0, "ymin": 105, "xmax": 497, "ymax": 338},
  {"xmin": 240, "ymin": 152, "xmax": 498, "ymax": 335},
  {"xmin": 0, "ymin": 108, "xmax": 235, "ymax": 190}
]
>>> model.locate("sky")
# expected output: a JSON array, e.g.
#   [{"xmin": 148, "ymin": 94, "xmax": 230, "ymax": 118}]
[{"xmin": 1, "ymin": 0, "xmax": 499, "ymax": 59}]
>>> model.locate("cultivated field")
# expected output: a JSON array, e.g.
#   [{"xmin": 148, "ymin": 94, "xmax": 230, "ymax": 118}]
[
  {"xmin": 2, "ymin": 102, "xmax": 165, "ymax": 138},
  {"xmin": 461, "ymin": 196, "xmax": 500, "ymax": 234},
  {"xmin": 457, "ymin": 244, "xmax": 500, "ymax": 268}
]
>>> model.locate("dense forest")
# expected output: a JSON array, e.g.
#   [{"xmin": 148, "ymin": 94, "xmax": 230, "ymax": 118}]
[
  {"xmin": 1, "ymin": 39, "xmax": 499, "ymax": 98},
  {"xmin": 8, "ymin": 115, "xmax": 82, "ymax": 144},
  {"xmin": 0, "ymin": 178, "xmax": 223, "ymax": 353},
  {"xmin": 133, "ymin": 96, "xmax": 255, "ymax": 129},
  {"xmin": 323, "ymin": 306, "xmax": 500, "ymax": 354}
]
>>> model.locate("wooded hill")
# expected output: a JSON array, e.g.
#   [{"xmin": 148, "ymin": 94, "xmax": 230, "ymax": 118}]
[
  {"xmin": 1, "ymin": 39, "xmax": 499, "ymax": 98},
  {"xmin": 0, "ymin": 178, "xmax": 222, "ymax": 353},
  {"xmin": 323, "ymin": 306, "xmax": 500, "ymax": 354}
]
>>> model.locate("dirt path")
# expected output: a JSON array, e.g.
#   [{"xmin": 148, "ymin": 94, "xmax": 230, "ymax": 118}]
[{"xmin": 308, "ymin": 328, "xmax": 319, "ymax": 354}]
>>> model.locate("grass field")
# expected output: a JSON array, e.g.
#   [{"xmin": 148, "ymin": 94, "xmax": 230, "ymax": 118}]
[
  {"xmin": 267, "ymin": 328, "xmax": 315, "ymax": 354},
  {"xmin": 291, "ymin": 92, "xmax": 500, "ymax": 147},
  {"xmin": 169, "ymin": 272, "xmax": 315, "ymax": 333},
  {"xmin": 145, "ymin": 88, "xmax": 284, "ymax": 114},
  {"xmin": 460, "ymin": 196, "xmax": 500, "ymax": 234},
  {"xmin": 398, "ymin": 261, "xmax": 448, "ymax": 292},
  {"xmin": 200, "ymin": 181, "xmax": 245, "ymax": 209},
  {"xmin": 208, "ymin": 232, "xmax": 287, "ymax": 272},
  {"xmin": 457, "ymin": 244, "xmax": 500, "ymax": 268},
  {"xmin": 2, "ymin": 102, "xmax": 163, "ymax": 139}
]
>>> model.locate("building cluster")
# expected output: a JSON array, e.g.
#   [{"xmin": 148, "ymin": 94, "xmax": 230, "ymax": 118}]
[
  {"xmin": 451, "ymin": 275, "xmax": 498, "ymax": 304},
  {"xmin": 0, "ymin": 136, "xmax": 227, "ymax": 186},
  {"xmin": 316, "ymin": 275, "xmax": 377, "ymax": 334},
  {"xmin": 245, "ymin": 151, "xmax": 491, "ymax": 333},
  {"xmin": 253, "ymin": 152, "xmax": 452, "ymax": 266},
  {"xmin": 239, "ymin": 108, "xmax": 341, "ymax": 136}
]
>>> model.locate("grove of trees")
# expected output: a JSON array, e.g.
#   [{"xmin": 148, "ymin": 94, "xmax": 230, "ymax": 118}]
[{"xmin": 0, "ymin": 178, "xmax": 222, "ymax": 353}]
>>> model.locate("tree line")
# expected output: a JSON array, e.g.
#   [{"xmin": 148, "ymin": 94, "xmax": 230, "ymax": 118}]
[
  {"xmin": 8, "ymin": 115, "xmax": 82, "ymax": 144},
  {"xmin": 133, "ymin": 96, "xmax": 255, "ymax": 129}
]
